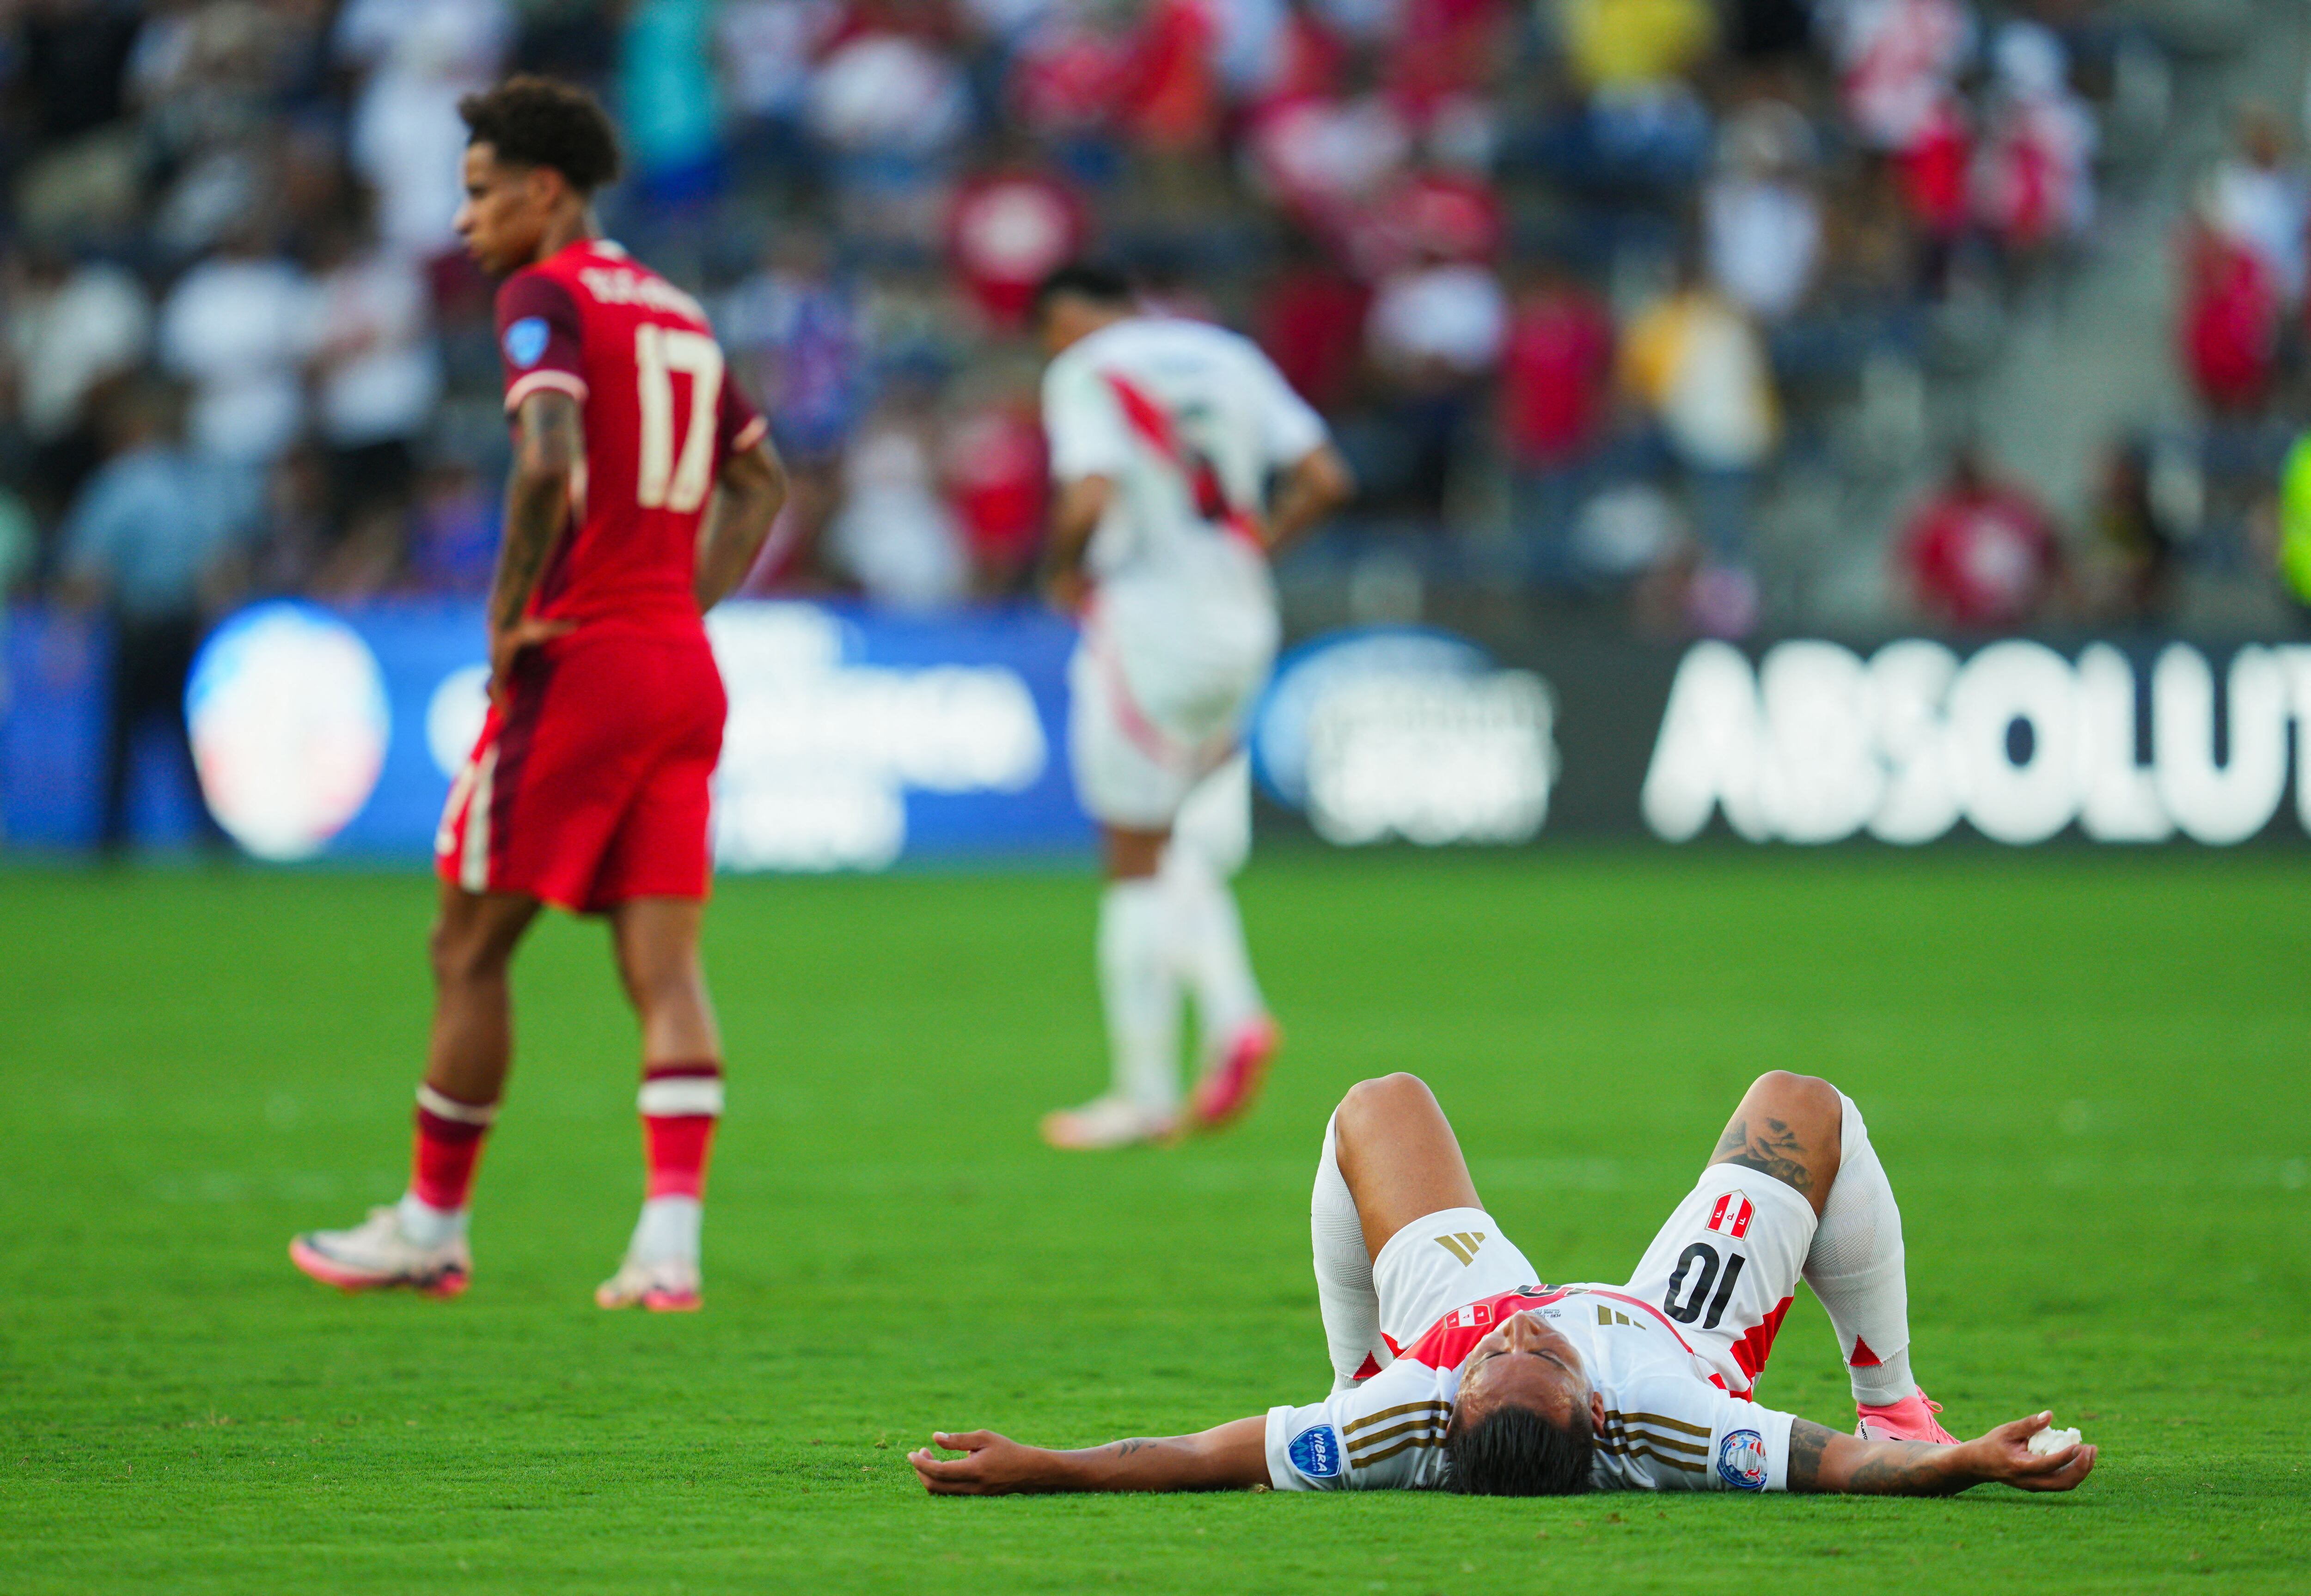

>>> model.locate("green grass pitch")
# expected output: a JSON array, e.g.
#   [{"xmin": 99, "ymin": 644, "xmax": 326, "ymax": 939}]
[{"xmin": 2, "ymin": 850, "xmax": 2306, "ymax": 1592}]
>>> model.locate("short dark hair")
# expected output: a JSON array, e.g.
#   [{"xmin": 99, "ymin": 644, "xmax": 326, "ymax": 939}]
[
  {"xmin": 1033, "ymin": 262, "xmax": 1133, "ymax": 321},
  {"xmin": 1444, "ymin": 1402, "xmax": 1594, "ymax": 1496},
  {"xmin": 459, "ymin": 75, "xmax": 622, "ymax": 195}
]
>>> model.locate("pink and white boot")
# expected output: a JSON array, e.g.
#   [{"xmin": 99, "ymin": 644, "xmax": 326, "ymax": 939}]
[{"xmin": 1856, "ymin": 1389, "xmax": 1959, "ymax": 1445}]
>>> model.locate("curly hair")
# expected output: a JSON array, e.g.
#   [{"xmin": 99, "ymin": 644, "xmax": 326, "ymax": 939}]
[
  {"xmin": 458, "ymin": 75, "xmax": 622, "ymax": 195},
  {"xmin": 1443, "ymin": 1401, "xmax": 1595, "ymax": 1496}
]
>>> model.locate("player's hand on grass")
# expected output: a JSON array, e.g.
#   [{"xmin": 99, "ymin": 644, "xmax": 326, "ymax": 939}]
[
  {"xmin": 1962, "ymin": 1412, "xmax": 2097, "ymax": 1492},
  {"xmin": 489, "ymin": 617, "xmax": 577, "ymax": 702},
  {"xmin": 910, "ymin": 1431, "xmax": 1058, "ymax": 1495}
]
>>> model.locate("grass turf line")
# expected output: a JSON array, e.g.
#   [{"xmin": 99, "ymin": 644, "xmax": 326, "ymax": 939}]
[{"xmin": 0, "ymin": 852, "xmax": 2305, "ymax": 1592}]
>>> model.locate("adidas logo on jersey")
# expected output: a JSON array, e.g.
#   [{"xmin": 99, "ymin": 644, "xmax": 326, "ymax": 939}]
[{"xmin": 1433, "ymin": 1231, "xmax": 1486, "ymax": 1266}]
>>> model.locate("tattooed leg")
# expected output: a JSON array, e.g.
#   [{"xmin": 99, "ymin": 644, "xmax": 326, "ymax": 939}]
[{"xmin": 1706, "ymin": 1071, "xmax": 1843, "ymax": 1218}]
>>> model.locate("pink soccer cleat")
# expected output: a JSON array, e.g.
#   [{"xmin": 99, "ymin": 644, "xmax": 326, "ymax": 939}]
[
  {"xmin": 1856, "ymin": 1389, "xmax": 1959, "ymax": 1445},
  {"xmin": 596, "ymin": 1254, "xmax": 702, "ymax": 1313},
  {"xmin": 290, "ymin": 1206, "xmax": 471, "ymax": 1299},
  {"xmin": 1188, "ymin": 1017, "xmax": 1280, "ymax": 1131}
]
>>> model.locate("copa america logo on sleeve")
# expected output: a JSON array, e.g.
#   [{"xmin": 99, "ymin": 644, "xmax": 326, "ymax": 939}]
[
  {"xmin": 1287, "ymin": 1423, "xmax": 1343, "ymax": 1479},
  {"xmin": 1716, "ymin": 1427, "xmax": 1769, "ymax": 1490},
  {"xmin": 504, "ymin": 317, "xmax": 549, "ymax": 368}
]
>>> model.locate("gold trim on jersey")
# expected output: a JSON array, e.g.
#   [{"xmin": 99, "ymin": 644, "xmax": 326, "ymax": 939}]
[
  {"xmin": 1599, "ymin": 1409, "xmax": 1711, "ymax": 1473},
  {"xmin": 1613, "ymin": 1410, "xmax": 1712, "ymax": 1438},
  {"xmin": 1597, "ymin": 1437, "xmax": 1707, "ymax": 1473},
  {"xmin": 1341, "ymin": 1399, "xmax": 1453, "ymax": 1438},
  {"xmin": 1344, "ymin": 1400, "xmax": 1452, "ymax": 1471},
  {"xmin": 1353, "ymin": 1432, "xmax": 1445, "ymax": 1469}
]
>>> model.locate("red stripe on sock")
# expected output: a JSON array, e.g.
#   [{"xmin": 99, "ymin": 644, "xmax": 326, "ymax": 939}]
[
  {"xmin": 644, "ymin": 1113, "xmax": 717, "ymax": 1200},
  {"xmin": 644, "ymin": 1060, "xmax": 723, "ymax": 1081},
  {"xmin": 411, "ymin": 1101, "xmax": 493, "ymax": 1210}
]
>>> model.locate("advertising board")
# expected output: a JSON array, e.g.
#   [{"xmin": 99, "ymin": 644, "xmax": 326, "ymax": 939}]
[{"xmin": 7, "ymin": 604, "xmax": 2306, "ymax": 858}]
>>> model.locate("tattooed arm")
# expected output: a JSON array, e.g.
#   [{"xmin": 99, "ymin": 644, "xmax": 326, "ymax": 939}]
[
  {"xmin": 909, "ymin": 1417, "xmax": 1269, "ymax": 1495},
  {"xmin": 485, "ymin": 390, "xmax": 585, "ymax": 699},
  {"xmin": 1784, "ymin": 1413, "xmax": 2097, "ymax": 1496}
]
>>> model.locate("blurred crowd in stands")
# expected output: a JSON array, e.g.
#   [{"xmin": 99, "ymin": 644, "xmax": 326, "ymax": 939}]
[{"xmin": 1, "ymin": 0, "xmax": 2305, "ymax": 647}]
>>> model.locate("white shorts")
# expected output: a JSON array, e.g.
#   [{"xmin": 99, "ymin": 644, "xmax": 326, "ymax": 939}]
[
  {"xmin": 1371, "ymin": 1206, "xmax": 1540, "ymax": 1354},
  {"xmin": 1619, "ymin": 1167, "xmax": 1816, "ymax": 1395},
  {"xmin": 1067, "ymin": 628, "xmax": 1269, "ymax": 830}
]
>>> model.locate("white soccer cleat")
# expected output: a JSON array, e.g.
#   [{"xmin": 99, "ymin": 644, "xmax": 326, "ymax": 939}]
[
  {"xmin": 290, "ymin": 1206, "xmax": 471, "ymax": 1299},
  {"xmin": 596, "ymin": 1254, "xmax": 702, "ymax": 1313},
  {"xmin": 1039, "ymin": 1094, "xmax": 1180, "ymax": 1151}
]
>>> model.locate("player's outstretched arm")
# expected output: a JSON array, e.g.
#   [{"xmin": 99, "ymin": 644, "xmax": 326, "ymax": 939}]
[
  {"xmin": 695, "ymin": 438, "xmax": 788, "ymax": 611},
  {"xmin": 909, "ymin": 1416, "xmax": 1269, "ymax": 1496},
  {"xmin": 1786, "ymin": 1412, "xmax": 2097, "ymax": 1496}
]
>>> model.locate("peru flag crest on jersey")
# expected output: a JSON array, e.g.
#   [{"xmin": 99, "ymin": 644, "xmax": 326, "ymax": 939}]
[{"xmin": 1706, "ymin": 1191, "xmax": 1755, "ymax": 1240}]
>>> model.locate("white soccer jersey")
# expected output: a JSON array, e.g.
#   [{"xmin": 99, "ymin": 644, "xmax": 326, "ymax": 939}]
[
  {"xmin": 1042, "ymin": 316, "xmax": 1328, "ymax": 705},
  {"xmin": 1264, "ymin": 1285, "xmax": 1800, "ymax": 1494}
]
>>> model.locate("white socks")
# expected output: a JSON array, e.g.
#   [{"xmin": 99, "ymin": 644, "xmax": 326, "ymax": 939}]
[
  {"xmin": 1312, "ymin": 1111, "xmax": 1385, "ymax": 1391},
  {"xmin": 1160, "ymin": 844, "xmax": 1265, "ymax": 1051},
  {"xmin": 1804, "ymin": 1092, "xmax": 1918, "ymax": 1406},
  {"xmin": 630, "ymin": 1195, "xmax": 702, "ymax": 1264},
  {"xmin": 1098, "ymin": 880, "xmax": 1180, "ymax": 1115},
  {"xmin": 396, "ymin": 1192, "xmax": 466, "ymax": 1249}
]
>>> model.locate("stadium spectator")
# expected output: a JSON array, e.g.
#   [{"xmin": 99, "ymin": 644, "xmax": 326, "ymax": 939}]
[
  {"xmin": 1970, "ymin": 21, "xmax": 2095, "ymax": 261},
  {"xmin": 307, "ymin": 206, "xmax": 442, "ymax": 544},
  {"xmin": 2085, "ymin": 436, "xmax": 2181, "ymax": 622},
  {"xmin": 2179, "ymin": 197, "xmax": 2282, "ymax": 417},
  {"xmin": 1620, "ymin": 261, "xmax": 1779, "ymax": 632},
  {"xmin": 1704, "ymin": 98, "xmax": 1822, "ymax": 323},
  {"xmin": 947, "ymin": 149, "xmax": 1091, "ymax": 332},
  {"xmin": 1897, "ymin": 444, "xmax": 2063, "ymax": 630},
  {"xmin": 2206, "ymin": 104, "xmax": 2308, "ymax": 310},
  {"xmin": 1, "ymin": 242, "xmax": 152, "ymax": 529},
  {"xmin": 1255, "ymin": 231, "xmax": 1373, "ymax": 416},
  {"xmin": 826, "ymin": 398, "xmax": 969, "ymax": 610},
  {"xmin": 58, "ymin": 381, "xmax": 250, "ymax": 852},
  {"xmin": 1365, "ymin": 247, "xmax": 1506, "ymax": 517},
  {"xmin": 155, "ymin": 223, "xmax": 321, "ymax": 469},
  {"xmin": 941, "ymin": 378, "xmax": 1048, "ymax": 597},
  {"xmin": 1498, "ymin": 257, "xmax": 1615, "ymax": 586},
  {"xmin": 716, "ymin": 0, "xmax": 839, "ymax": 195},
  {"xmin": 335, "ymin": 0, "xmax": 513, "ymax": 260}
]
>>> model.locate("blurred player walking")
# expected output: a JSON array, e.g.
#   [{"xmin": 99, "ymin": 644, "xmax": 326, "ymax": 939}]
[
  {"xmin": 1033, "ymin": 266, "xmax": 1353, "ymax": 1150},
  {"xmin": 291, "ymin": 79, "xmax": 786, "ymax": 1309}
]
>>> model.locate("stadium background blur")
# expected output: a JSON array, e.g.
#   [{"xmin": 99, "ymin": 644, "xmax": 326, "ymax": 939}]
[
  {"xmin": 7, "ymin": 0, "xmax": 2311, "ymax": 644},
  {"xmin": 11, "ymin": 0, "xmax": 2311, "ymax": 863}
]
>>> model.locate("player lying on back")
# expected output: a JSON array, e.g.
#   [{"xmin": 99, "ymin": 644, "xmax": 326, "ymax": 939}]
[
  {"xmin": 290, "ymin": 77, "xmax": 786, "ymax": 1311},
  {"xmin": 1033, "ymin": 264, "xmax": 1354, "ymax": 1151},
  {"xmin": 912, "ymin": 1071, "xmax": 2097, "ymax": 1497}
]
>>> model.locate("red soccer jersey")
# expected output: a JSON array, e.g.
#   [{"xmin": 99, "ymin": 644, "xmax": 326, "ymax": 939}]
[{"xmin": 495, "ymin": 239, "xmax": 765, "ymax": 638}]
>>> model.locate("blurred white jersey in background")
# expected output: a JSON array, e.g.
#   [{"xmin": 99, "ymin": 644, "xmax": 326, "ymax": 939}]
[{"xmin": 1042, "ymin": 316, "xmax": 1328, "ymax": 824}]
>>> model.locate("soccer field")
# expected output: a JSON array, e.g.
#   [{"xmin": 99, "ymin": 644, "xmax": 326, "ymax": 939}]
[{"xmin": 2, "ymin": 851, "xmax": 2305, "ymax": 1592}]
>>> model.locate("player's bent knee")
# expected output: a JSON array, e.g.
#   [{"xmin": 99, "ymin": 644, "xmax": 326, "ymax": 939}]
[
  {"xmin": 1747, "ymin": 1069, "xmax": 1838, "ymax": 1111},
  {"xmin": 1337, "ymin": 1072, "xmax": 1435, "ymax": 1124}
]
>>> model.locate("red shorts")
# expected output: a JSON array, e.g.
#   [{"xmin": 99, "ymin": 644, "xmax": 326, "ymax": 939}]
[{"xmin": 435, "ymin": 630, "xmax": 725, "ymax": 914}]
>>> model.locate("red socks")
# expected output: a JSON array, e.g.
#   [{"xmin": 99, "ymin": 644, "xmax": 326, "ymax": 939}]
[
  {"xmin": 411, "ymin": 1085, "xmax": 498, "ymax": 1211},
  {"xmin": 638, "ymin": 1061, "xmax": 723, "ymax": 1200}
]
